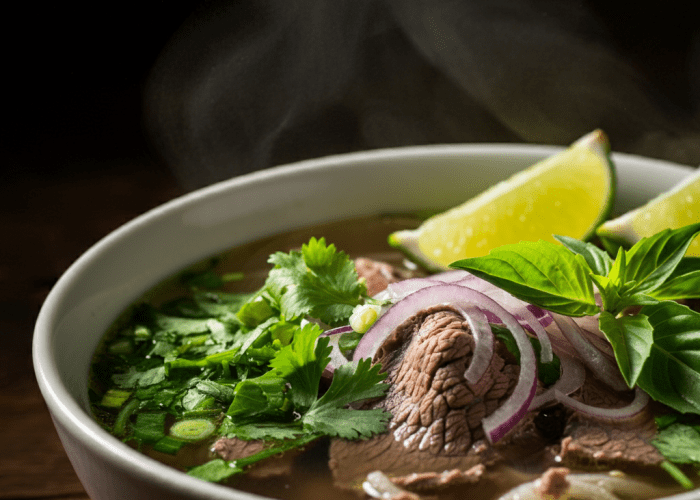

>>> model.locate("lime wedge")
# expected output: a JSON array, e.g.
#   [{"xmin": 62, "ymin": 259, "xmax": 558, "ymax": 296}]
[
  {"xmin": 389, "ymin": 130, "xmax": 616, "ymax": 271},
  {"xmin": 597, "ymin": 168, "xmax": 700, "ymax": 257}
]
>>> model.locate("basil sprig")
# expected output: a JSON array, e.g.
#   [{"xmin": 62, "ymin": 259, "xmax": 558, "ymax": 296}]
[{"xmin": 451, "ymin": 222, "xmax": 700, "ymax": 414}]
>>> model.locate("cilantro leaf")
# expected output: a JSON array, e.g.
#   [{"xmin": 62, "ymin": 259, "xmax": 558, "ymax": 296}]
[
  {"xmin": 226, "ymin": 374, "xmax": 288, "ymax": 419},
  {"xmin": 451, "ymin": 240, "xmax": 599, "ymax": 316},
  {"xmin": 555, "ymin": 234, "xmax": 613, "ymax": 276},
  {"xmin": 649, "ymin": 258, "xmax": 700, "ymax": 300},
  {"xmin": 266, "ymin": 237, "xmax": 366, "ymax": 325},
  {"xmin": 303, "ymin": 358, "xmax": 390, "ymax": 439},
  {"xmin": 188, "ymin": 433, "xmax": 319, "ymax": 482},
  {"xmin": 624, "ymin": 222, "xmax": 700, "ymax": 297},
  {"xmin": 188, "ymin": 459, "xmax": 243, "ymax": 482},
  {"xmin": 303, "ymin": 406, "xmax": 391, "ymax": 440},
  {"xmin": 268, "ymin": 322, "xmax": 329, "ymax": 410},
  {"xmin": 112, "ymin": 366, "xmax": 166, "ymax": 388}
]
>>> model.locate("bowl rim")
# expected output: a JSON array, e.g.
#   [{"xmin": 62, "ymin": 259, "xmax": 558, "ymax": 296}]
[{"xmin": 32, "ymin": 142, "xmax": 697, "ymax": 499}]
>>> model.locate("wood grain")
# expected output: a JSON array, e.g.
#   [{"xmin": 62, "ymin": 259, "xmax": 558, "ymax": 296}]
[{"xmin": 0, "ymin": 162, "xmax": 182, "ymax": 499}]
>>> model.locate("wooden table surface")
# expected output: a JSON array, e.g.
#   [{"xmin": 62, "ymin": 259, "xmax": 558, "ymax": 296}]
[{"xmin": 0, "ymin": 160, "xmax": 184, "ymax": 499}]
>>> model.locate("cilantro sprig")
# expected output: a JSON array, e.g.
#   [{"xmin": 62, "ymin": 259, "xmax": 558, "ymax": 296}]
[
  {"xmin": 451, "ymin": 222, "xmax": 700, "ymax": 412},
  {"xmin": 265, "ymin": 237, "xmax": 367, "ymax": 325}
]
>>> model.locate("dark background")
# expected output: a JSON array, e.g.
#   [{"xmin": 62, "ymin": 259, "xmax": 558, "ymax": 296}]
[
  {"xmin": 1, "ymin": 2, "xmax": 698, "ymax": 498},
  {"xmin": 2, "ymin": 4, "xmax": 198, "ymax": 498}
]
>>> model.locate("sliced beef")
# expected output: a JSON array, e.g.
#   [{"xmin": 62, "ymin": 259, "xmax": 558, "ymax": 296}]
[
  {"xmin": 354, "ymin": 257, "xmax": 412, "ymax": 297},
  {"xmin": 329, "ymin": 303, "xmax": 667, "ymax": 497},
  {"xmin": 329, "ymin": 306, "xmax": 524, "ymax": 490},
  {"xmin": 556, "ymin": 378, "xmax": 663, "ymax": 470},
  {"xmin": 211, "ymin": 436, "xmax": 301, "ymax": 478}
]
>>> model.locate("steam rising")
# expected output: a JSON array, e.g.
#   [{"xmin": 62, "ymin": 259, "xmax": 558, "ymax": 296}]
[{"xmin": 145, "ymin": 0, "xmax": 700, "ymax": 190}]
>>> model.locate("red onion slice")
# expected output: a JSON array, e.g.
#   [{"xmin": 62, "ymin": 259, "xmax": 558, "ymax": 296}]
[
  {"xmin": 529, "ymin": 354, "xmax": 586, "ymax": 410},
  {"xmin": 321, "ymin": 325, "xmax": 353, "ymax": 375},
  {"xmin": 321, "ymin": 325, "xmax": 354, "ymax": 337},
  {"xmin": 554, "ymin": 387, "xmax": 650, "ymax": 421},
  {"xmin": 550, "ymin": 313, "xmax": 628, "ymax": 392},
  {"xmin": 431, "ymin": 270, "xmax": 472, "ymax": 282},
  {"xmin": 457, "ymin": 305, "xmax": 495, "ymax": 384},
  {"xmin": 482, "ymin": 288, "xmax": 553, "ymax": 364},
  {"xmin": 386, "ymin": 278, "xmax": 441, "ymax": 300}
]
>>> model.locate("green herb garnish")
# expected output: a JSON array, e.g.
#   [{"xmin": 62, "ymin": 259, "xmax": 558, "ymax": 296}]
[{"xmin": 91, "ymin": 237, "xmax": 388, "ymax": 483}]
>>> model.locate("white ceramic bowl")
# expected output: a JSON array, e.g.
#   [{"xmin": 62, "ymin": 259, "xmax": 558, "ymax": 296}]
[{"xmin": 33, "ymin": 144, "xmax": 698, "ymax": 500}]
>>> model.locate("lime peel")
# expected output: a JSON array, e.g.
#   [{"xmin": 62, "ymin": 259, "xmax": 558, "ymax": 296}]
[
  {"xmin": 597, "ymin": 168, "xmax": 700, "ymax": 257},
  {"xmin": 390, "ymin": 130, "xmax": 616, "ymax": 271}
]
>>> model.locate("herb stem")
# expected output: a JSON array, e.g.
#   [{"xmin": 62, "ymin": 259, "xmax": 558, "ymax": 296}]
[
  {"xmin": 113, "ymin": 398, "xmax": 140, "ymax": 437},
  {"xmin": 660, "ymin": 460, "xmax": 694, "ymax": 490},
  {"xmin": 232, "ymin": 433, "xmax": 321, "ymax": 470}
]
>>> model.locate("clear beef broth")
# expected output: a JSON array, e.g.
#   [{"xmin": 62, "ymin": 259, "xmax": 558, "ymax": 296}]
[{"xmin": 90, "ymin": 214, "xmax": 692, "ymax": 500}]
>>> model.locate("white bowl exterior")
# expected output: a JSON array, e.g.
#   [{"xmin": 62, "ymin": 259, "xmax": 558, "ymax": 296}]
[{"xmin": 33, "ymin": 144, "xmax": 695, "ymax": 500}]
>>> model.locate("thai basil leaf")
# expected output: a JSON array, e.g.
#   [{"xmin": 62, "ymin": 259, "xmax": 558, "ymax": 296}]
[
  {"xmin": 555, "ymin": 234, "xmax": 613, "ymax": 276},
  {"xmin": 624, "ymin": 223, "xmax": 700, "ymax": 296},
  {"xmin": 636, "ymin": 301, "xmax": 700, "ymax": 414},
  {"xmin": 607, "ymin": 247, "xmax": 627, "ymax": 290},
  {"xmin": 450, "ymin": 240, "xmax": 598, "ymax": 316},
  {"xmin": 589, "ymin": 273, "xmax": 621, "ymax": 312},
  {"xmin": 614, "ymin": 293, "xmax": 659, "ymax": 310},
  {"xmin": 598, "ymin": 311, "xmax": 653, "ymax": 387},
  {"xmin": 649, "ymin": 258, "xmax": 700, "ymax": 300}
]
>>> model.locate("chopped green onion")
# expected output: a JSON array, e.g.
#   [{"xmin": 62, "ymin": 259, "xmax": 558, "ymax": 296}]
[
  {"xmin": 100, "ymin": 389, "xmax": 131, "ymax": 408},
  {"xmin": 113, "ymin": 398, "xmax": 140, "ymax": 437},
  {"xmin": 222, "ymin": 272, "xmax": 244, "ymax": 282},
  {"xmin": 152, "ymin": 436, "xmax": 187, "ymax": 455},
  {"xmin": 133, "ymin": 412, "xmax": 167, "ymax": 443},
  {"xmin": 133, "ymin": 325, "xmax": 151, "ymax": 340},
  {"xmin": 170, "ymin": 419, "xmax": 216, "ymax": 442},
  {"xmin": 108, "ymin": 339, "xmax": 133, "ymax": 355},
  {"xmin": 349, "ymin": 304, "xmax": 381, "ymax": 334}
]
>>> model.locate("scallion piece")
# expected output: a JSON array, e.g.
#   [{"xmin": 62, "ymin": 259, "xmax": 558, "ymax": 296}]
[
  {"xmin": 170, "ymin": 419, "xmax": 216, "ymax": 442},
  {"xmin": 113, "ymin": 398, "xmax": 140, "ymax": 437},
  {"xmin": 133, "ymin": 412, "xmax": 167, "ymax": 443},
  {"xmin": 100, "ymin": 389, "xmax": 131, "ymax": 408},
  {"xmin": 153, "ymin": 436, "xmax": 187, "ymax": 455},
  {"xmin": 108, "ymin": 339, "xmax": 133, "ymax": 355}
]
